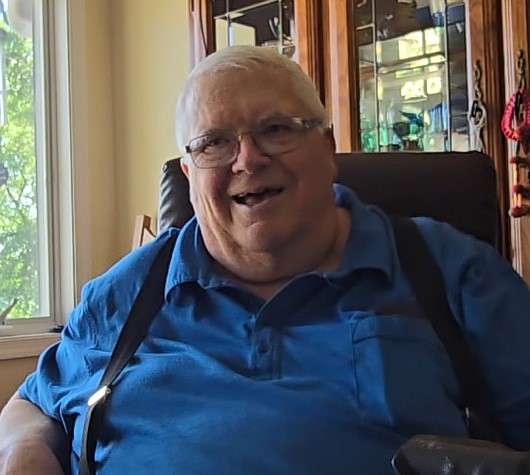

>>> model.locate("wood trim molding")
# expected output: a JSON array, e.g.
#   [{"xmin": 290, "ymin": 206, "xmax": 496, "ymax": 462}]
[
  {"xmin": 189, "ymin": 0, "xmax": 215, "ymax": 69},
  {"xmin": 0, "ymin": 334, "xmax": 60, "ymax": 361},
  {"xmin": 468, "ymin": 0, "xmax": 511, "ymax": 260},
  {"xmin": 327, "ymin": 0, "xmax": 358, "ymax": 152},
  {"xmin": 321, "ymin": 0, "xmax": 333, "ymax": 120},
  {"xmin": 294, "ymin": 0, "xmax": 323, "ymax": 99}
]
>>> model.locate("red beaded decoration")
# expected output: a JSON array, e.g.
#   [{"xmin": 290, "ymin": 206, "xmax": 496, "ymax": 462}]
[{"xmin": 502, "ymin": 88, "xmax": 530, "ymax": 217}]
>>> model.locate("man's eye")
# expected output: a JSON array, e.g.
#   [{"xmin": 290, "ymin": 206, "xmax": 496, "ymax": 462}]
[
  {"xmin": 195, "ymin": 135, "xmax": 231, "ymax": 153},
  {"xmin": 261, "ymin": 122, "xmax": 295, "ymax": 135}
]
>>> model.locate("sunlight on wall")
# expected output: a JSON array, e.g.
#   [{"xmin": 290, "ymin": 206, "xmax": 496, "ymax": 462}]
[{"xmin": 112, "ymin": 0, "xmax": 190, "ymax": 256}]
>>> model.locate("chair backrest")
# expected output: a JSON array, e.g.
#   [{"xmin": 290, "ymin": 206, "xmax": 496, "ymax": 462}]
[{"xmin": 158, "ymin": 151, "xmax": 500, "ymax": 250}]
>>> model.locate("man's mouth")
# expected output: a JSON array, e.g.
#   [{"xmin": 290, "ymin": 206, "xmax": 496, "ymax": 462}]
[{"xmin": 233, "ymin": 187, "xmax": 283, "ymax": 206}]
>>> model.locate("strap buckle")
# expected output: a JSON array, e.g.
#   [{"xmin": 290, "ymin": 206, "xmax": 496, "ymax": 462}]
[
  {"xmin": 87, "ymin": 385, "xmax": 111, "ymax": 407},
  {"xmin": 465, "ymin": 406, "xmax": 503, "ymax": 442}
]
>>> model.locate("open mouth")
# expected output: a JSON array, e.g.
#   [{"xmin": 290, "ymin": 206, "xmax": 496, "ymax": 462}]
[{"xmin": 233, "ymin": 187, "xmax": 283, "ymax": 206}]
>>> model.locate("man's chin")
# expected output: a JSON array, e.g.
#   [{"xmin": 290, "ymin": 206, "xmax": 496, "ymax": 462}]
[{"xmin": 236, "ymin": 225, "xmax": 291, "ymax": 253}]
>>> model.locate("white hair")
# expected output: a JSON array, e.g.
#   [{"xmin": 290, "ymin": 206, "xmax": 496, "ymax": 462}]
[{"xmin": 175, "ymin": 45, "xmax": 327, "ymax": 152}]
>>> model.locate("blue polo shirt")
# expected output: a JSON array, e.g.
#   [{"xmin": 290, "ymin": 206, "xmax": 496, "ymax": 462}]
[{"xmin": 20, "ymin": 185, "xmax": 530, "ymax": 474}]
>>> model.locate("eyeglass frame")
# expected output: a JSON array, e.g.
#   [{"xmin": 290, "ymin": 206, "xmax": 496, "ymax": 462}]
[{"xmin": 182, "ymin": 116, "xmax": 327, "ymax": 169}]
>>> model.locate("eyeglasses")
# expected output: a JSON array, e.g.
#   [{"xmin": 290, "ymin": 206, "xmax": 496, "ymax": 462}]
[{"xmin": 184, "ymin": 116, "xmax": 324, "ymax": 169}]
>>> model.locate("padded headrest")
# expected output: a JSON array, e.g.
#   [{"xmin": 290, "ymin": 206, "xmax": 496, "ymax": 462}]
[{"xmin": 158, "ymin": 151, "xmax": 498, "ymax": 248}]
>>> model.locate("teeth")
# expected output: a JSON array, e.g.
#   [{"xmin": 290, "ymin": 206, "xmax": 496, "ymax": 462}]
[{"xmin": 234, "ymin": 188, "xmax": 280, "ymax": 199}]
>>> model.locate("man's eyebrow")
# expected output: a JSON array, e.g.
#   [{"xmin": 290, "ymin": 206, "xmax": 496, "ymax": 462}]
[
  {"xmin": 193, "ymin": 127, "xmax": 230, "ymax": 138},
  {"xmin": 263, "ymin": 112, "xmax": 290, "ymax": 119},
  {"xmin": 256, "ymin": 113, "xmax": 291, "ymax": 125},
  {"xmin": 195, "ymin": 114, "xmax": 292, "ymax": 137}
]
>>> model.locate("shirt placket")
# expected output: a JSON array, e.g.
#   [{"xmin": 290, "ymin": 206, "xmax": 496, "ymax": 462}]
[{"xmin": 250, "ymin": 324, "xmax": 281, "ymax": 380}]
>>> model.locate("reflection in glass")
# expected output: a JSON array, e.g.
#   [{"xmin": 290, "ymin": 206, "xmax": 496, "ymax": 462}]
[
  {"xmin": 355, "ymin": 0, "xmax": 469, "ymax": 153},
  {"xmin": 214, "ymin": 0, "xmax": 295, "ymax": 58}
]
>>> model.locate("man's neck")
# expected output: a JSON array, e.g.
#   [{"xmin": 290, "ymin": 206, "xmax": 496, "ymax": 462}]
[{"xmin": 212, "ymin": 207, "xmax": 351, "ymax": 300}]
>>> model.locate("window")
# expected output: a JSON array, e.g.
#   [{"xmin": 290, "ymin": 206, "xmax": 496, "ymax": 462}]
[{"xmin": 0, "ymin": 0, "xmax": 76, "ymax": 338}]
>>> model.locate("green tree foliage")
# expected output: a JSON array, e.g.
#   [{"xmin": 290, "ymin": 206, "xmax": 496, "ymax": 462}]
[{"xmin": 0, "ymin": 6, "xmax": 39, "ymax": 318}]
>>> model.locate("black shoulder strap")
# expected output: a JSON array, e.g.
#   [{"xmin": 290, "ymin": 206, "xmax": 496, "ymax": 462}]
[
  {"xmin": 79, "ymin": 234, "xmax": 176, "ymax": 475},
  {"xmin": 390, "ymin": 216, "xmax": 502, "ymax": 443}
]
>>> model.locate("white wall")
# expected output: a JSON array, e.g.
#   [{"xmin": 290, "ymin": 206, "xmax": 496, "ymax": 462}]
[{"xmin": 111, "ymin": 0, "xmax": 190, "ymax": 255}]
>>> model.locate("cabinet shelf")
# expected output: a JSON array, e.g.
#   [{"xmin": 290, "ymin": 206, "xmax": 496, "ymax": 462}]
[
  {"xmin": 213, "ymin": 0, "xmax": 278, "ymax": 18},
  {"xmin": 359, "ymin": 50, "xmax": 466, "ymax": 83},
  {"xmin": 359, "ymin": 51, "xmax": 447, "ymax": 74}
]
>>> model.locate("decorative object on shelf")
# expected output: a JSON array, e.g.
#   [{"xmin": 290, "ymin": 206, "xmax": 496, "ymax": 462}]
[
  {"xmin": 397, "ymin": 111, "xmax": 424, "ymax": 150},
  {"xmin": 262, "ymin": 15, "xmax": 295, "ymax": 58},
  {"xmin": 501, "ymin": 50, "xmax": 530, "ymax": 218},
  {"xmin": 469, "ymin": 60, "xmax": 486, "ymax": 153}
]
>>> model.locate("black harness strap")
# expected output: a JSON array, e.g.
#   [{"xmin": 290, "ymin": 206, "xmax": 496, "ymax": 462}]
[
  {"xmin": 79, "ymin": 235, "xmax": 176, "ymax": 475},
  {"xmin": 390, "ymin": 216, "xmax": 502, "ymax": 442}
]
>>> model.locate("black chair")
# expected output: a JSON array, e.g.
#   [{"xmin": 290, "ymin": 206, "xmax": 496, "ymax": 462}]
[{"xmin": 155, "ymin": 151, "xmax": 500, "ymax": 251}]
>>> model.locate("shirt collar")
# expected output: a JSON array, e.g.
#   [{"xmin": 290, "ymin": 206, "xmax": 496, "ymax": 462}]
[
  {"xmin": 165, "ymin": 184, "xmax": 395, "ymax": 297},
  {"xmin": 324, "ymin": 184, "xmax": 394, "ymax": 283},
  {"xmin": 165, "ymin": 217, "xmax": 230, "ymax": 296}
]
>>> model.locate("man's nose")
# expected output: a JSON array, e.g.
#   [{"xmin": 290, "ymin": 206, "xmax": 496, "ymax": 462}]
[{"xmin": 231, "ymin": 133, "xmax": 270, "ymax": 174}]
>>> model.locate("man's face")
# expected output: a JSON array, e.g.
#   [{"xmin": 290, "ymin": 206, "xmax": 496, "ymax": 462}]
[{"xmin": 181, "ymin": 66, "xmax": 337, "ymax": 255}]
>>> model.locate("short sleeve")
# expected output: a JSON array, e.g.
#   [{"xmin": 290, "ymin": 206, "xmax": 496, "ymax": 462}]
[
  {"xmin": 18, "ymin": 229, "xmax": 179, "ymax": 433},
  {"xmin": 19, "ymin": 296, "xmax": 97, "ymax": 432}
]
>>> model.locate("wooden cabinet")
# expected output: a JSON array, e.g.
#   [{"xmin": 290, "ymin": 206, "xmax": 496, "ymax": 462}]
[{"xmin": 188, "ymin": 0, "xmax": 530, "ymax": 274}]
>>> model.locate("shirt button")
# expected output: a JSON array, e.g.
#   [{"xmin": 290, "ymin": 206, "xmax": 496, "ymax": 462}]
[
  {"xmin": 243, "ymin": 321, "xmax": 253, "ymax": 336},
  {"xmin": 257, "ymin": 339, "xmax": 270, "ymax": 354}
]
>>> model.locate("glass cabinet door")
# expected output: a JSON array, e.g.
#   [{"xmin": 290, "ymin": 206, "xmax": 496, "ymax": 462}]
[
  {"xmin": 212, "ymin": 0, "xmax": 296, "ymax": 58},
  {"xmin": 354, "ymin": 0, "xmax": 468, "ymax": 153},
  {"xmin": 189, "ymin": 0, "xmax": 322, "ymax": 101}
]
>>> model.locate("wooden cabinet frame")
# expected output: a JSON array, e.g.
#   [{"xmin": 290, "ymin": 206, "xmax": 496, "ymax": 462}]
[
  {"xmin": 467, "ymin": 0, "xmax": 510, "ymax": 259},
  {"xmin": 326, "ymin": 0, "xmax": 358, "ymax": 152},
  {"xmin": 293, "ymin": 0, "xmax": 324, "ymax": 97},
  {"xmin": 189, "ymin": 0, "xmax": 214, "ymax": 66}
]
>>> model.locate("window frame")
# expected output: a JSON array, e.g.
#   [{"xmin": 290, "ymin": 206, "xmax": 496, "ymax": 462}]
[{"xmin": 0, "ymin": 0, "xmax": 90, "ymax": 354}]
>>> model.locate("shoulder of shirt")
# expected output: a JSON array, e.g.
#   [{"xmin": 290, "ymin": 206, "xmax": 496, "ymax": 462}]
[
  {"xmin": 80, "ymin": 228, "xmax": 180, "ymax": 320},
  {"xmin": 409, "ymin": 216, "xmax": 508, "ymax": 279}
]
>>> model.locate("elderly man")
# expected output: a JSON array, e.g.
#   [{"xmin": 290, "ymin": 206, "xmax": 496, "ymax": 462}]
[{"xmin": 1, "ymin": 45, "xmax": 530, "ymax": 475}]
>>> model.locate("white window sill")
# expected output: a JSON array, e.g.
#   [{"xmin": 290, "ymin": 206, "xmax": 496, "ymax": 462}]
[{"xmin": 0, "ymin": 333, "xmax": 61, "ymax": 360}]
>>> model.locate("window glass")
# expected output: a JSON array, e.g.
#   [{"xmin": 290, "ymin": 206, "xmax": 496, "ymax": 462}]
[{"xmin": 0, "ymin": 0, "xmax": 50, "ymax": 322}]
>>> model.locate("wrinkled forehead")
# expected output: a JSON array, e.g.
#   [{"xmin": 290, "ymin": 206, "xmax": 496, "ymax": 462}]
[
  {"xmin": 183, "ymin": 67, "xmax": 310, "ymax": 137},
  {"xmin": 193, "ymin": 64, "xmax": 290, "ymax": 94}
]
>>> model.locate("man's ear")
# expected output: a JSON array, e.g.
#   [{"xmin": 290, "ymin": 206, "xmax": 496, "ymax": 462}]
[
  {"xmin": 180, "ymin": 157, "xmax": 191, "ymax": 179},
  {"xmin": 324, "ymin": 126, "xmax": 338, "ymax": 179},
  {"xmin": 325, "ymin": 126, "xmax": 336, "ymax": 153}
]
